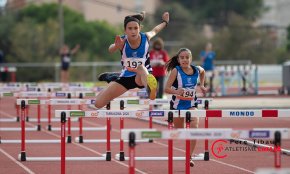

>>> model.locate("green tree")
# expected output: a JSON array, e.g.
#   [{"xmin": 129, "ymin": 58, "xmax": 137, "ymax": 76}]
[
  {"xmin": 161, "ymin": 0, "xmax": 265, "ymax": 25},
  {"xmin": 0, "ymin": 3, "xmax": 121, "ymax": 81},
  {"xmin": 16, "ymin": 3, "xmax": 119, "ymax": 61},
  {"xmin": 212, "ymin": 14, "xmax": 282, "ymax": 64}
]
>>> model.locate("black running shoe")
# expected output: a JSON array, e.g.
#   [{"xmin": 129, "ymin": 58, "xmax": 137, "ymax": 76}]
[{"xmin": 98, "ymin": 72, "xmax": 120, "ymax": 83}]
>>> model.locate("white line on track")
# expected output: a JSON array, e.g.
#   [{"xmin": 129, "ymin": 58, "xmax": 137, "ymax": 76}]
[
  {"xmin": 0, "ymin": 110, "xmax": 148, "ymax": 174},
  {"xmin": 0, "ymin": 148, "xmax": 36, "ymax": 174},
  {"xmin": 211, "ymin": 159, "xmax": 255, "ymax": 173}
]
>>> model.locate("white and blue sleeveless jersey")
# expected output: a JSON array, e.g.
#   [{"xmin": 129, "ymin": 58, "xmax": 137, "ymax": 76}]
[
  {"xmin": 170, "ymin": 65, "xmax": 200, "ymax": 110},
  {"xmin": 120, "ymin": 32, "xmax": 152, "ymax": 77}
]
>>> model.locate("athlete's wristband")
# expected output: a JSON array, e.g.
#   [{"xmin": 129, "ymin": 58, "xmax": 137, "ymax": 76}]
[{"xmin": 162, "ymin": 20, "xmax": 168, "ymax": 27}]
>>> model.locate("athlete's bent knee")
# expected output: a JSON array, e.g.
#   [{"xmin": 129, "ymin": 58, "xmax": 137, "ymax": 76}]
[{"xmin": 94, "ymin": 100, "xmax": 105, "ymax": 109}]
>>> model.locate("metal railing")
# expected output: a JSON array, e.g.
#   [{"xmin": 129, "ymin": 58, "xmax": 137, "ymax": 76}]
[{"xmin": 0, "ymin": 60, "xmax": 252, "ymax": 82}]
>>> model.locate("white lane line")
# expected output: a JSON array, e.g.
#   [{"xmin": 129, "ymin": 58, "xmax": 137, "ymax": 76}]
[
  {"xmin": 0, "ymin": 148, "xmax": 35, "ymax": 174},
  {"xmin": 0, "ymin": 110, "xmax": 148, "ymax": 174},
  {"xmin": 211, "ymin": 159, "xmax": 255, "ymax": 173}
]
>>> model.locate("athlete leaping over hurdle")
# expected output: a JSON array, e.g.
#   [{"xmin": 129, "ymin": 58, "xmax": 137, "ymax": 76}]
[
  {"xmin": 94, "ymin": 11, "xmax": 170, "ymax": 109},
  {"xmin": 165, "ymin": 48, "xmax": 207, "ymax": 167}
]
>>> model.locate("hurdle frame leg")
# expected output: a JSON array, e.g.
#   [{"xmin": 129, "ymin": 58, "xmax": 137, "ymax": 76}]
[
  {"xmin": 106, "ymin": 102, "xmax": 111, "ymax": 161},
  {"xmin": 119, "ymin": 100, "xmax": 125, "ymax": 161},
  {"xmin": 204, "ymin": 100, "xmax": 210, "ymax": 161},
  {"xmin": 20, "ymin": 100, "xmax": 26, "ymax": 161}
]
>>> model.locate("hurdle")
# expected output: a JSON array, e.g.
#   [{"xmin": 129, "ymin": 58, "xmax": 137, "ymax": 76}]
[
  {"xmin": 115, "ymin": 110, "xmax": 206, "ymax": 163},
  {"xmin": 75, "ymin": 99, "xmax": 187, "ymax": 143},
  {"xmin": 14, "ymin": 97, "xmax": 106, "ymax": 142},
  {"xmin": 54, "ymin": 108, "xmax": 290, "ymax": 163},
  {"xmin": 229, "ymin": 138, "xmax": 290, "ymax": 156},
  {"xmin": 115, "ymin": 98, "xmax": 212, "ymax": 142},
  {"xmin": 1, "ymin": 97, "xmax": 105, "ymax": 144},
  {"xmin": 122, "ymin": 127, "xmax": 289, "ymax": 174},
  {"xmin": 18, "ymin": 102, "xmax": 106, "ymax": 163},
  {"xmin": 55, "ymin": 109, "xmax": 180, "ymax": 161},
  {"xmin": 198, "ymin": 109, "xmax": 290, "ymax": 159}
]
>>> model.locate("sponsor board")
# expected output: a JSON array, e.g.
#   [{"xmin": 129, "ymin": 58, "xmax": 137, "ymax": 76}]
[
  {"xmin": 70, "ymin": 111, "xmax": 85, "ymax": 117},
  {"xmin": 249, "ymin": 130, "xmax": 270, "ymax": 138},
  {"xmin": 85, "ymin": 93, "xmax": 95, "ymax": 97},
  {"xmin": 127, "ymin": 100, "xmax": 139, "ymax": 104},
  {"xmin": 141, "ymin": 131, "xmax": 162, "ymax": 139},
  {"xmin": 229, "ymin": 111, "xmax": 255, "ymax": 117},
  {"xmin": 55, "ymin": 93, "xmax": 66, "ymax": 97},
  {"xmin": 3, "ymin": 92, "xmax": 13, "ymax": 97},
  {"xmin": 149, "ymin": 111, "xmax": 165, "ymax": 117},
  {"xmin": 28, "ymin": 100, "xmax": 40, "ymax": 104}
]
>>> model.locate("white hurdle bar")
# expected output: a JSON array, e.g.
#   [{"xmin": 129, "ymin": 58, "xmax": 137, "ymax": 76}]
[
  {"xmin": 54, "ymin": 109, "xmax": 290, "ymax": 118},
  {"xmin": 255, "ymin": 168, "xmax": 290, "ymax": 174},
  {"xmin": 122, "ymin": 128, "xmax": 289, "ymax": 174},
  {"xmin": 121, "ymin": 128, "xmax": 290, "ymax": 140}
]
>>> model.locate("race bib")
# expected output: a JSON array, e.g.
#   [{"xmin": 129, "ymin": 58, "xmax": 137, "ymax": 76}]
[
  {"xmin": 124, "ymin": 58, "xmax": 145, "ymax": 69},
  {"xmin": 182, "ymin": 88, "xmax": 196, "ymax": 98}
]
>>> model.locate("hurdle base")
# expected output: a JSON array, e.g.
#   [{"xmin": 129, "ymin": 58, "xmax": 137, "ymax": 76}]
[
  {"xmin": 79, "ymin": 136, "xmax": 83, "ymax": 143},
  {"xmin": 18, "ymin": 156, "xmax": 106, "ymax": 161},
  {"xmin": 50, "ymin": 126, "xmax": 106, "ymax": 131},
  {"xmin": 67, "ymin": 136, "xmax": 72, "ymax": 143},
  {"xmin": 47, "ymin": 125, "xmax": 52, "ymax": 131},
  {"xmin": 149, "ymin": 139, "xmax": 154, "ymax": 143},
  {"xmin": 37, "ymin": 125, "xmax": 41, "ymax": 131},
  {"xmin": 75, "ymin": 137, "xmax": 150, "ymax": 143},
  {"xmin": 106, "ymin": 151, "xmax": 111, "ymax": 161},
  {"xmin": 119, "ymin": 152, "xmax": 125, "ymax": 161},
  {"xmin": 204, "ymin": 151, "xmax": 209, "ymax": 161},
  {"xmin": 20, "ymin": 152, "xmax": 26, "ymax": 161},
  {"xmin": 114, "ymin": 153, "xmax": 205, "ymax": 161},
  {"xmin": 2, "ymin": 139, "xmax": 62, "ymax": 144},
  {"xmin": 17, "ymin": 116, "xmax": 20, "ymax": 122},
  {"xmin": 26, "ymin": 116, "xmax": 29, "ymax": 122}
]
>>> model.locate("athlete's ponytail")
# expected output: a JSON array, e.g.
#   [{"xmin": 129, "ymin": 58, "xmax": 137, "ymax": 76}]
[{"xmin": 165, "ymin": 55, "xmax": 179, "ymax": 72}]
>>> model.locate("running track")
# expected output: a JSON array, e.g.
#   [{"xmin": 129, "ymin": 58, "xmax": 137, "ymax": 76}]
[{"xmin": 1, "ymin": 96, "xmax": 290, "ymax": 174}]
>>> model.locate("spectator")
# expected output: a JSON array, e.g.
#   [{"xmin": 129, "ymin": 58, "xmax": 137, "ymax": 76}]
[
  {"xmin": 59, "ymin": 44, "xmax": 80, "ymax": 83},
  {"xmin": 200, "ymin": 42, "xmax": 216, "ymax": 95},
  {"xmin": 149, "ymin": 37, "xmax": 169, "ymax": 99}
]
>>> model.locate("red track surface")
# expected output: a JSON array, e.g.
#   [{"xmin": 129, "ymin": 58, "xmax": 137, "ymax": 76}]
[{"xmin": 1, "ymin": 96, "xmax": 290, "ymax": 174}]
